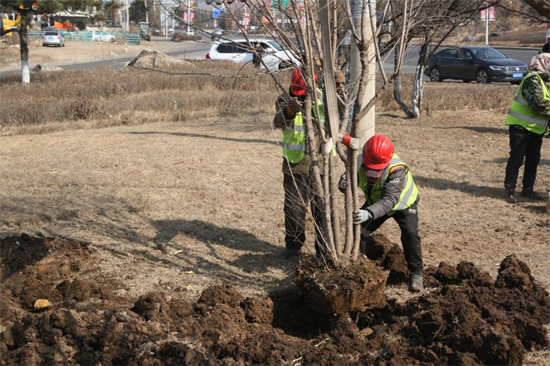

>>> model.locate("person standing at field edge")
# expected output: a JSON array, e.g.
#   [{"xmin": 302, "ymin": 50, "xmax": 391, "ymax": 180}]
[
  {"xmin": 504, "ymin": 53, "xmax": 550, "ymax": 203},
  {"xmin": 341, "ymin": 134, "xmax": 424, "ymax": 293},
  {"xmin": 539, "ymin": 29, "xmax": 550, "ymax": 54},
  {"xmin": 272, "ymin": 68, "xmax": 333, "ymax": 259}
]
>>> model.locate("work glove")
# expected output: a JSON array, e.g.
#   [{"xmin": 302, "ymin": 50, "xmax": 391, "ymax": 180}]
[
  {"xmin": 338, "ymin": 174, "xmax": 347, "ymax": 193},
  {"xmin": 353, "ymin": 209, "xmax": 372, "ymax": 224},
  {"xmin": 321, "ymin": 138, "xmax": 334, "ymax": 155},
  {"xmin": 338, "ymin": 134, "xmax": 360, "ymax": 150},
  {"xmin": 286, "ymin": 98, "xmax": 302, "ymax": 116}
]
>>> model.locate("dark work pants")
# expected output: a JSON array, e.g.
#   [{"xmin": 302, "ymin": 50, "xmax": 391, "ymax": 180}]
[
  {"xmin": 283, "ymin": 172, "xmax": 323, "ymax": 253},
  {"xmin": 360, "ymin": 201, "xmax": 423, "ymax": 273},
  {"xmin": 504, "ymin": 125, "xmax": 544, "ymax": 191}
]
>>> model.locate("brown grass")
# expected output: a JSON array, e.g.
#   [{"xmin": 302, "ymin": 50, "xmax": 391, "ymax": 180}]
[
  {"xmin": 376, "ymin": 76, "xmax": 516, "ymax": 113},
  {"xmin": 0, "ymin": 62, "xmax": 283, "ymax": 135},
  {"xmin": 489, "ymin": 25, "xmax": 547, "ymax": 46},
  {"xmin": 1, "ymin": 65, "xmax": 518, "ymax": 135}
]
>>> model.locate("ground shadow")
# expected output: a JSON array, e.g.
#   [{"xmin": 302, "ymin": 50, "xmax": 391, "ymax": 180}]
[
  {"xmin": 492, "ymin": 157, "xmax": 550, "ymax": 165},
  {"xmin": 123, "ymin": 131, "xmax": 278, "ymax": 146},
  {"xmin": 378, "ymin": 113, "xmax": 412, "ymax": 120},
  {"xmin": 434, "ymin": 126, "xmax": 508, "ymax": 135},
  {"xmin": 150, "ymin": 219, "xmax": 282, "ymax": 274},
  {"xmin": 414, "ymin": 175, "xmax": 504, "ymax": 199},
  {"xmin": 523, "ymin": 204, "xmax": 548, "ymax": 215},
  {"xmin": 0, "ymin": 234, "xmax": 51, "ymax": 279}
]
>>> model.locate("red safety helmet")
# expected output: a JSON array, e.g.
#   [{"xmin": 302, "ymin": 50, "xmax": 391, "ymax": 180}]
[
  {"xmin": 290, "ymin": 68, "xmax": 318, "ymax": 96},
  {"xmin": 362, "ymin": 134, "xmax": 395, "ymax": 177}
]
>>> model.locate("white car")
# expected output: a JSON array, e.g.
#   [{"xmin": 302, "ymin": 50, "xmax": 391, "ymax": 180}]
[
  {"xmin": 42, "ymin": 31, "xmax": 65, "ymax": 47},
  {"xmin": 90, "ymin": 31, "xmax": 115, "ymax": 42},
  {"xmin": 206, "ymin": 38, "xmax": 299, "ymax": 72}
]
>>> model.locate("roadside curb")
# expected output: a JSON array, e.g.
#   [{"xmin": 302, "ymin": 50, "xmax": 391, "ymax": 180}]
[{"xmin": 492, "ymin": 46, "xmax": 539, "ymax": 51}]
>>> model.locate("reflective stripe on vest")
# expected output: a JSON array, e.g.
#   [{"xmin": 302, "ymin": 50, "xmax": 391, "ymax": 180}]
[
  {"xmin": 505, "ymin": 73, "xmax": 550, "ymax": 135},
  {"xmin": 282, "ymin": 93, "xmax": 324, "ymax": 163},
  {"xmin": 358, "ymin": 154, "xmax": 419, "ymax": 216}
]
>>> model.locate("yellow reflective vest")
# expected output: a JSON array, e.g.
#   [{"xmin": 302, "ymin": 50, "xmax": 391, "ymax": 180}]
[
  {"xmin": 282, "ymin": 94, "xmax": 324, "ymax": 164},
  {"xmin": 505, "ymin": 73, "xmax": 550, "ymax": 135},
  {"xmin": 358, "ymin": 154, "xmax": 419, "ymax": 216}
]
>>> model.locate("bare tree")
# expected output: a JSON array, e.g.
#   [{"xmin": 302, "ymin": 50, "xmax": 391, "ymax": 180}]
[
  {"xmin": 382, "ymin": 0, "xmax": 487, "ymax": 118},
  {"xmin": 146, "ymin": 0, "xmax": 432, "ymax": 266},
  {"xmin": 525, "ymin": 0, "xmax": 550, "ymax": 17}
]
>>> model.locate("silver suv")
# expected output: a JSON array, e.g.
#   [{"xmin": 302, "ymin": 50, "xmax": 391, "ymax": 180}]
[{"xmin": 206, "ymin": 38, "xmax": 299, "ymax": 72}]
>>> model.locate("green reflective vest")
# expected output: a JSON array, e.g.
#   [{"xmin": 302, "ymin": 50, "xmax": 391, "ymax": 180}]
[
  {"xmin": 505, "ymin": 73, "xmax": 550, "ymax": 135},
  {"xmin": 282, "ymin": 94, "xmax": 324, "ymax": 164},
  {"xmin": 358, "ymin": 154, "xmax": 419, "ymax": 216}
]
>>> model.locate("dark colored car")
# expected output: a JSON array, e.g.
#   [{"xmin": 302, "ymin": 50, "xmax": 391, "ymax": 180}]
[{"xmin": 424, "ymin": 46, "xmax": 528, "ymax": 84}]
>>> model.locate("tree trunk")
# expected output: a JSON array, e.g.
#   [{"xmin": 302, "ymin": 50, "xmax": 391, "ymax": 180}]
[
  {"xmin": 19, "ymin": 14, "xmax": 30, "ymax": 85},
  {"xmin": 303, "ymin": 93, "xmax": 337, "ymax": 263},
  {"xmin": 411, "ymin": 42, "xmax": 429, "ymax": 118},
  {"xmin": 393, "ymin": 47, "xmax": 414, "ymax": 118},
  {"xmin": 328, "ymin": 153, "xmax": 342, "ymax": 256}
]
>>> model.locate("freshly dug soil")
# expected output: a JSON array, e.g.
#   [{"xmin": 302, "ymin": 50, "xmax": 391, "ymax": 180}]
[{"xmin": 1, "ymin": 234, "xmax": 548, "ymax": 365}]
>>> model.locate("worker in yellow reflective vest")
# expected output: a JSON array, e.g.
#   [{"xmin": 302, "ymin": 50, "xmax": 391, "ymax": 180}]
[
  {"xmin": 273, "ymin": 68, "xmax": 330, "ymax": 259},
  {"xmin": 504, "ymin": 53, "xmax": 550, "ymax": 203},
  {"xmin": 352, "ymin": 135, "xmax": 424, "ymax": 292}
]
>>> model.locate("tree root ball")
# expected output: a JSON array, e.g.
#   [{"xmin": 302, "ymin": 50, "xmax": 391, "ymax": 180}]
[{"xmin": 294, "ymin": 255, "xmax": 388, "ymax": 316}]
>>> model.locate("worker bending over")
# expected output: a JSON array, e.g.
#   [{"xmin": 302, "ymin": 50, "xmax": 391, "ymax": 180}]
[{"xmin": 343, "ymin": 134, "xmax": 424, "ymax": 292}]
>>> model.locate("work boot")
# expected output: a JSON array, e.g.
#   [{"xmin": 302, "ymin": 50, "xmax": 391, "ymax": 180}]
[
  {"xmin": 281, "ymin": 248, "xmax": 301, "ymax": 259},
  {"xmin": 520, "ymin": 188, "xmax": 545, "ymax": 201},
  {"xmin": 505, "ymin": 189, "xmax": 517, "ymax": 204},
  {"xmin": 408, "ymin": 271, "xmax": 424, "ymax": 293}
]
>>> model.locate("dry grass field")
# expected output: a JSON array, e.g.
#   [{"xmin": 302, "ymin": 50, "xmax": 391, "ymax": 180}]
[{"xmin": 1, "ymin": 65, "xmax": 549, "ymax": 363}]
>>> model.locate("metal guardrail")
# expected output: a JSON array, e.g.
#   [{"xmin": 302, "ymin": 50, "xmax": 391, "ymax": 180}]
[{"xmin": 28, "ymin": 30, "xmax": 140, "ymax": 45}]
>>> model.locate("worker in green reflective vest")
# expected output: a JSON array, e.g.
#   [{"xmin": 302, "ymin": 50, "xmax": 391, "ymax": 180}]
[
  {"xmin": 273, "ymin": 68, "xmax": 329, "ymax": 259},
  {"xmin": 352, "ymin": 135, "xmax": 424, "ymax": 293},
  {"xmin": 504, "ymin": 53, "xmax": 550, "ymax": 203}
]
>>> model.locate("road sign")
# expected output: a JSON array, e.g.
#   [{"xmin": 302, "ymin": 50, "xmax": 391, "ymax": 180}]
[
  {"xmin": 481, "ymin": 7, "xmax": 495, "ymax": 22},
  {"xmin": 272, "ymin": 0, "xmax": 289, "ymax": 10},
  {"xmin": 213, "ymin": 8, "xmax": 221, "ymax": 19}
]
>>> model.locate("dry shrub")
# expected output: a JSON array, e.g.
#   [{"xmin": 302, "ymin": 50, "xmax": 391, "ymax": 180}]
[
  {"xmin": 376, "ymin": 74, "xmax": 515, "ymax": 114},
  {"xmin": 0, "ymin": 61, "xmax": 284, "ymax": 134},
  {"xmin": 171, "ymin": 32, "xmax": 202, "ymax": 42},
  {"xmin": 1, "ymin": 62, "xmax": 516, "ymax": 134},
  {"xmin": 491, "ymin": 25, "xmax": 546, "ymax": 46}
]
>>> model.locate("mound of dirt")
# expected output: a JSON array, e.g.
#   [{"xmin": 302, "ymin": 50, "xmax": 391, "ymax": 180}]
[
  {"xmin": 0, "ymin": 234, "xmax": 548, "ymax": 365},
  {"xmin": 127, "ymin": 49, "xmax": 190, "ymax": 69}
]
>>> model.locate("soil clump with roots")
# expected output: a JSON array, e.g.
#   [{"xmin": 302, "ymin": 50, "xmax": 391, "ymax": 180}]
[{"xmin": 0, "ymin": 233, "xmax": 548, "ymax": 365}]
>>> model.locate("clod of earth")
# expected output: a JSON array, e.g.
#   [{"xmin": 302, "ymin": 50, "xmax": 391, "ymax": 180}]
[
  {"xmin": 0, "ymin": 234, "xmax": 548, "ymax": 365},
  {"xmin": 294, "ymin": 256, "xmax": 387, "ymax": 316}
]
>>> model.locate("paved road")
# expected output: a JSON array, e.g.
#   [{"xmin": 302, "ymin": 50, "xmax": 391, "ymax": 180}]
[
  {"xmin": 0, "ymin": 42, "xmax": 211, "ymax": 76},
  {"xmin": 383, "ymin": 45, "xmax": 539, "ymax": 76},
  {"xmin": 0, "ymin": 41, "xmax": 539, "ymax": 78}
]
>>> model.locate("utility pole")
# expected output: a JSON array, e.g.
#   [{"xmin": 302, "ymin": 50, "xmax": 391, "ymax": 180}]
[
  {"xmin": 164, "ymin": 5, "xmax": 168, "ymax": 37},
  {"xmin": 349, "ymin": 0, "xmax": 376, "ymax": 147},
  {"xmin": 145, "ymin": 0, "xmax": 149, "ymax": 23},
  {"xmin": 485, "ymin": 4, "xmax": 489, "ymax": 46},
  {"xmin": 187, "ymin": 0, "xmax": 191, "ymax": 35},
  {"xmin": 125, "ymin": 0, "xmax": 130, "ymax": 32}
]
